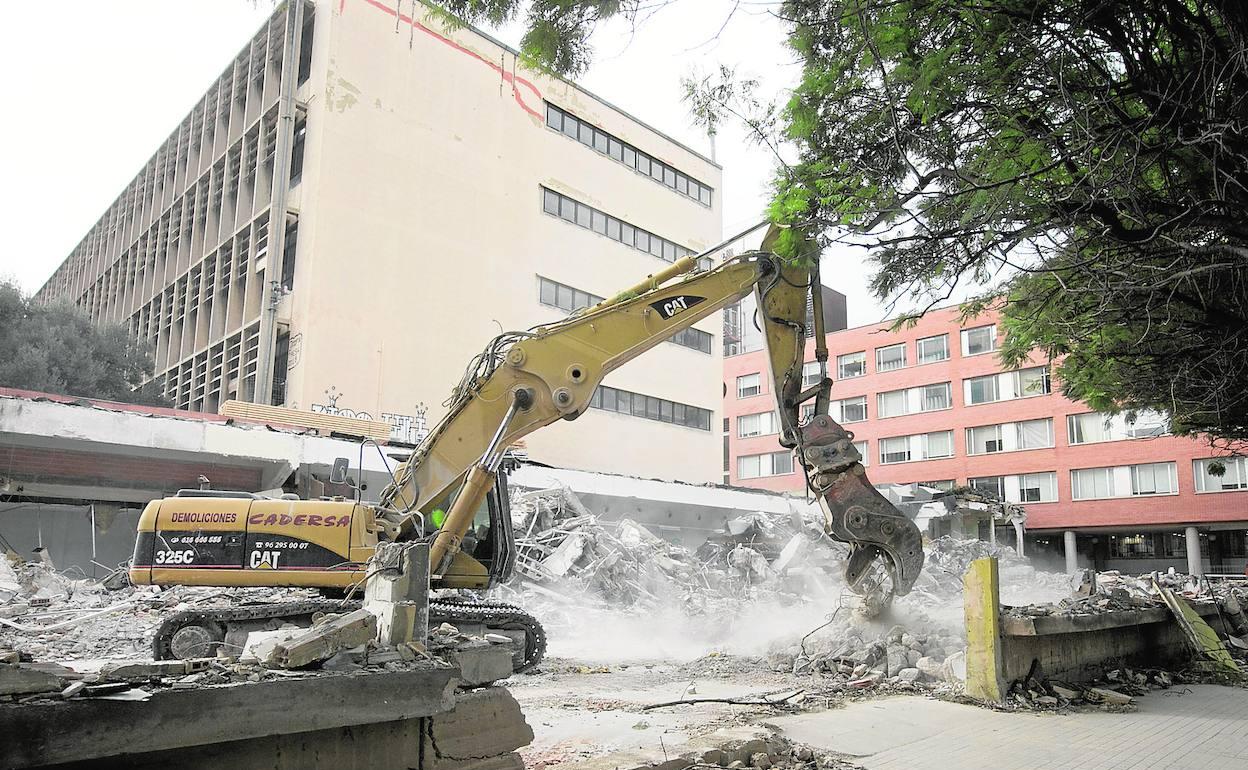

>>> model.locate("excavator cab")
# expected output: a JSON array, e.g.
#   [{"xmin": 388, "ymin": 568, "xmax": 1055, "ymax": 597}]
[{"xmin": 426, "ymin": 471, "xmax": 516, "ymax": 590}]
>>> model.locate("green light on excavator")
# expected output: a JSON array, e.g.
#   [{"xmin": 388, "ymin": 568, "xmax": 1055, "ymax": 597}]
[{"xmin": 431, "ymin": 508, "xmax": 447, "ymax": 529}]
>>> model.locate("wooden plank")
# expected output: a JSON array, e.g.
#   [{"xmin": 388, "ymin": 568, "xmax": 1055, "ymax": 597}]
[{"xmin": 220, "ymin": 399, "xmax": 391, "ymax": 441}]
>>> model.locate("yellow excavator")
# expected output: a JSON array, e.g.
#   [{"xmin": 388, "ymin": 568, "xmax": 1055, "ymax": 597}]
[{"xmin": 129, "ymin": 236, "xmax": 924, "ymax": 669}]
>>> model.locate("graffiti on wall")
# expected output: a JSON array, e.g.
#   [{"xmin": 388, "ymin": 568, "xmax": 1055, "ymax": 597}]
[{"xmin": 311, "ymin": 387, "xmax": 430, "ymax": 445}]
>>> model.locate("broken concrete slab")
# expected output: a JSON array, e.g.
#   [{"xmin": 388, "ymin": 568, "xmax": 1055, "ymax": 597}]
[
  {"xmin": 98, "ymin": 658, "xmax": 212, "ymax": 682},
  {"xmin": 1086, "ymin": 687, "xmax": 1133, "ymax": 705},
  {"xmin": 266, "ymin": 609, "xmax": 377, "ymax": 669},
  {"xmin": 0, "ymin": 663, "xmax": 65, "ymax": 696},
  {"xmin": 1, "ymin": 663, "xmax": 458, "ymax": 769},
  {"xmin": 449, "ymin": 640, "xmax": 514, "ymax": 687}
]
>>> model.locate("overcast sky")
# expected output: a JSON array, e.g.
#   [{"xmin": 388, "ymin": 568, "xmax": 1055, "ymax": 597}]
[{"xmin": 0, "ymin": 1, "xmax": 890, "ymax": 325}]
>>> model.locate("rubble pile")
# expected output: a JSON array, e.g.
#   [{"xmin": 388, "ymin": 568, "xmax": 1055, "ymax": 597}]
[
  {"xmin": 2, "ymin": 543, "xmax": 514, "ymax": 702},
  {"xmin": 1004, "ymin": 664, "xmax": 1183, "ymax": 711},
  {"xmin": 510, "ymin": 487, "xmax": 849, "ymax": 615},
  {"xmin": 767, "ymin": 620, "xmax": 968, "ymax": 690},
  {"xmin": 1, "ymin": 555, "xmax": 315, "ymax": 662}
]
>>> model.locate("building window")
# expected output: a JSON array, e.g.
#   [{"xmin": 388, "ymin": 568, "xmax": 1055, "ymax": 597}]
[
  {"xmin": 545, "ymin": 103, "xmax": 714, "ymax": 207},
  {"xmin": 877, "ymin": 389, "xmax": 908, "ymax": 418},
  {"xmin": 967, "ymin": 425, "xmax": 1004, "ymax": 455},
  {"xmin": 1019, "ymin": 472, "xmax": 1058, "ymax": 503},
  {"xmin": 1017, "ymin": 366, "xmax": 1052, "ymax": 397},
  {"xmin": 917, "ymin": 334, "xmax": 949, "ymax": 364},
  {"xmin": 835, "ymin": 395, "xmax": 868, "ymax": 423},
  {"xmin": 1130, "ymin": 462, "xmax": 1178, "ymax": 495},
  {"xmin": 1018, "ymin": 418, "xmax": 1053, "ymax": 449},
  {"xmin": 853, "ymin": 440, "xmax": 869, "ymax": 466},
  {"xmin": 922, "ymin": 431, "xmax": 954, "ymax": 459},
  {"xmin": 880, "ymin": 436, "xmax": 912, "ymax": 464},
  {"xmin": 737, "ymin": 373, "xmax": 761, "ymax": 399},
  {"xmin": 539, "ymin": 276, "xmax": 602, "ymax": 313},
  {"xmin": 668, "ymin": 326, "xmax": 713, "ymax": 354},
  {"xmin": 590, "ymin": 385, "xmax": 711, "ymax": 430},
  {"xmin": 966, "ymin": 374, "xmax": 1000, "ymax": 405},
  {"xmin": 738, "ymin": 450, "xmax": 795, "ymax": 479},
  {"xmin": 921, "ymin": 479, "xmax": 956, "ymax": 491},
  {"xmin": 970, "ymin": 476, "xmax": 1005, "ymax": 499},
  {"xmin": 961, "ymin": 324, "xmax": 998, "ymax": 356},
  {"xmin": 1068, "ymin": 410, "xmax": 1170, "ymax": 444},
  {"xmin": 1072, "ymin": 467, "xmax": 1115, "ymax": 500},
  {"xmin": 1110, "ymin": 534, "xmax": 1157, "ymax": 559},
  {"xmin": 540, "ymin": 187, "xmax": 710, "ymax": 270},
  {"xmin": 738, "ymin": 411, "xmax": 780, "ymax": 438},
  {"xmin": 837, "ymin": 351, "xmax": 866, "ymax": 379},
  {"xmin": 921, "ymin": 382, "xmax": 952, "ymax": 411},
  {"xmin": 800, "ymin": 403, "xmax": 816, "ymax": 422},
  {"xmin": 802, "ymin": 361, "xmax": 823, "ymax": 388},
  {"xmin": 967, "ymin": 418, "xmax": 1053, "ymax": 454},
  {"xmin": 965, "ymin": 366, "xmax": 1050, "ymax": 405},
  {"xmin": 1194, "ymin": 457, "xmax": 1248, "ymax": 492},
  {"xmin": 876, "ymin": 343, "xmax": 907, "ymax": 372}
]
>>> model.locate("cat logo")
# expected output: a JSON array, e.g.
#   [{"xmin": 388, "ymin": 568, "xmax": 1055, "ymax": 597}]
[
  {"xmin": 649, "ymin": 294, "xmax": 707, "ymax": 321},
  {"xmin": 249, "ymin": 550, "xmax": 281, "ymax": 569}
]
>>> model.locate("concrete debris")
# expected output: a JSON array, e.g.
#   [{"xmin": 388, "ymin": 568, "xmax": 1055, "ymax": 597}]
[
  {"xmin": 510, "ymin": 486, "xmax": 852, "ymax": 615},
  {"xmin": 264, "ymin": 608, "xmax": 378, "ymax": 669},
  {"xmin": 1, "ymin": 554, "xmax": 314, "ymax": 663},
  {"xmin": 0, "ymin": 662, "xmax": 67, "ymax": 696}
]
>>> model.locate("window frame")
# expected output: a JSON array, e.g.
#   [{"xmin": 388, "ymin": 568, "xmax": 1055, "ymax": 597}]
[
  {"xmin": 836, "ymin": 395, "xmax": 868, "ymax": 423},
  {"xmin": 961, "ymin": 324, "xmax": 998, "ymax": 356},
  {"xmin": 916, "ymin": 334, "xmax": 950, "ymax": 364},
  {"xmin": 545, "ymin": 103, "xmax": 713, "ymax": 207},
  {"xmin": 875, "ymin": 343, "xmax": 908, "ymax": 372},
  {"xmin": 879, "ymin": 436, "xmax": 913, "ymax": 465},
  {"xmin": 837, "ymin": 351, "xmax": 866, "ymax": 379},
  {"xmin": 1194, "ymin": 457, "xmax": 1248, "ymax": 493},
  {"xmin": 736, "ymin": 373, "xmax": 762, "ymax": 399}
]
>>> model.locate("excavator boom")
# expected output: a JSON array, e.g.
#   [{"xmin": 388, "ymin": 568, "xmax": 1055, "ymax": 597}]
[{"xmin": 379, "ymin": 249, "xmax": 924, "ymax": 599}]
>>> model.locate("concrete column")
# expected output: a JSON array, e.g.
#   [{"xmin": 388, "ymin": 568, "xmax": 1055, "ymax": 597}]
[
  {"xmin": 1186, "ymin": 526, "xmax": 1203, "ymax": 576},
  {"xmin": 963, "ymin": 557, "xmax": 1005, "ymax": 703},
  {"xmin": 1064, "ymin": 530, "xmax": 1079, "ymax": 574}
]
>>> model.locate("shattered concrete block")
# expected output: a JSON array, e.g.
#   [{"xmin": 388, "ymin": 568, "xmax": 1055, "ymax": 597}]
[
  {"xmin": 916, "ymin": 657, "xmax": 943, "ymax": 680},
  {"xmin": 363, "ymin": 542, "xmax": 430, "ymax": 646},
  {"xmin": 0, "ymin": 663, "xmax": 65, "ymax": 696},
  {"xmin": 59, "ymin": 681, "xmax": 87, "ymax": 699},
  {"xmin": 885, "ymin": 644, "xmax": 909, "ymax": 676},
  {"xmin": 1050, "ymin": 684, "xmax": 1081, "ymax": 700},
  {"xmin": 897, "ymin": 668, "xmax": 921, "ymax": 683},
  {"xmin": 450, "ymin": 640, "xmax": 514, "ymax": 687},
  {"xmin": 1087, "ymin": 687, "xmax": 1132, "ymax": 705},
  {"xmin": 266, "ymin": 608, "xmax": 378, "ymax": 669},
  {"xmin": 98, "ymin": 659, "xmax": 208, "ymax": 682},
  {"xmin": 750, "ymin": 752, "xmax": 773, "ymax": 769}
]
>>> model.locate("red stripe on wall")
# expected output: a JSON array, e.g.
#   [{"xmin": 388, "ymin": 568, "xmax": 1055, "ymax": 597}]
[{"xmin": 354, "ymin": 0, "xmax": 545, "ymax": 120}]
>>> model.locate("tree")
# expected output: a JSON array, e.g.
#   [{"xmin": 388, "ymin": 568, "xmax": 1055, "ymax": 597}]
[
  {"xmin": 0, "ymin": 280, "xmax": 170, "ymax": 406},
  {"xmin": 691, "ymin": 0, "xmax": 1248, "ymax": 444}
]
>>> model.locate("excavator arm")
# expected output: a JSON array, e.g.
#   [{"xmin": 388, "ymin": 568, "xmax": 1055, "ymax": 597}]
[{"xmin": 378, "ymin": 249, "xmax": 923, "ymax": 601}]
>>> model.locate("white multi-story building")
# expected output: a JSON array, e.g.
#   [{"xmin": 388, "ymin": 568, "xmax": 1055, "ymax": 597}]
[{"xmin": 35, "ymin": 0, "xmax": 724, "ymax": 482}]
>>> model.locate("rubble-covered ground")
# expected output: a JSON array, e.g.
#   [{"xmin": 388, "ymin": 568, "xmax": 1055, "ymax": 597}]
[
  {"xmin": 6, "ymin": 484, "xmax": 1247, "ymax": 768},
  {"xmin": 507, "ymin": 486, "xmax": 1075, "ymax": 691}
]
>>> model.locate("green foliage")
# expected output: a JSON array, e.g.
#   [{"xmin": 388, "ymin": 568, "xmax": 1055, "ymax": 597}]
[
  {"xmin": 0, "ymin": 281, "xmax": 169, "ymax": 406},
  {"xmin": 762, "ymin": 0, "xmax": 1248, "ymax": 443}
]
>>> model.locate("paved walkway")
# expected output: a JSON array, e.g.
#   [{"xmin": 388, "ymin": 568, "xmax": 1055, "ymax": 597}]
[{"xmin": 771, "ymin": 685, "xmax": 1248, "ymax": 770}]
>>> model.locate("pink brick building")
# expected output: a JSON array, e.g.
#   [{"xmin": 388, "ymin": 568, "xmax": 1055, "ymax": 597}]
[{"xmin": 723, "ymin": 305, "xmax": 1248, "ymax": 575}]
